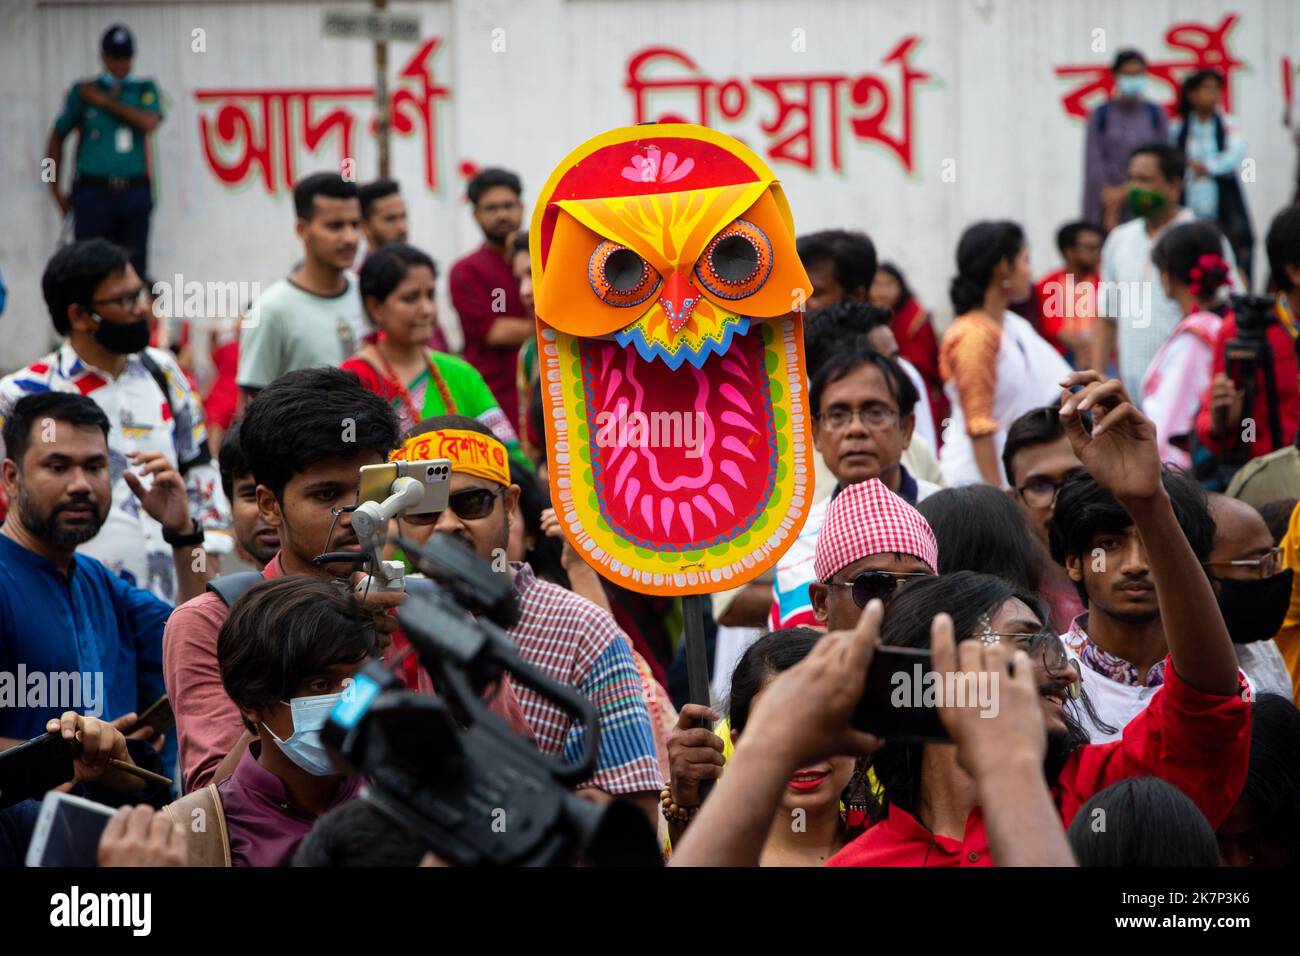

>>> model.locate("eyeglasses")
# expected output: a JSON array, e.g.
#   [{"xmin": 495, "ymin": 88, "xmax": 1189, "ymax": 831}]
[
  {"xmin": 90, "ymin": 286, "xmax": 149, "ymax": 311},
  {"xmin": 816, "ymin": 404, "xmax": 899, "ymax": 432},
  {"xmin": 978, "ymin": 622, "xmax": 1081, "ymax": 697},
  {"xmin": 1015, "ymin": 477, "xmax": 1065, "ymax": 510},
  {"xmin": 828, "ymin": 570, "xmax": 932, "ymax": 608},
  {"xmin": 1202, "ymin": 547, "xmax": 1284, "ymax": 579}
]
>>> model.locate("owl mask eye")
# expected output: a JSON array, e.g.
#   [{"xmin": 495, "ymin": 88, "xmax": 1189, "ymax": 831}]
[
  {"xmin": 589, "ymin": 241, "xmax": 661, "ymax": 307},
  {"xmin": 694, "ymin": 219, "xmax": 772, "ymax": 300}
]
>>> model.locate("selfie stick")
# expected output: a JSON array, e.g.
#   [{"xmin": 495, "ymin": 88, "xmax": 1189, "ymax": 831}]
[{"xmin": 351, "ymin": 476, "xmax": 426, "ymax": 593}]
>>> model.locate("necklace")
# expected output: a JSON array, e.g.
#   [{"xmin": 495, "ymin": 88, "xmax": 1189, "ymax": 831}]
[{"xmin": 373, "ymin": 335, "xmax": 457, "ymax": 424}]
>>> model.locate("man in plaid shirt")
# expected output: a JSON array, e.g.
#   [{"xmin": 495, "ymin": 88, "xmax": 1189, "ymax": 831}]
[{"xmin": 396, "ymin": 415, "xmax": 662, "ymax": 823}]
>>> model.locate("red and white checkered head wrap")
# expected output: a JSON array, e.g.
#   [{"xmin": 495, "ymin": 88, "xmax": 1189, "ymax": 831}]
[{"xmin": 813, "ymin": 478, "xmax": 939, "ymax": 582}]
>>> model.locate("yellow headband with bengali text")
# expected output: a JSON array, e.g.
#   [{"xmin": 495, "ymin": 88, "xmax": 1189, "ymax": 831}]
[{"xmin": 391, "ymin": 428, "xmax": 510, "ymax": 486}]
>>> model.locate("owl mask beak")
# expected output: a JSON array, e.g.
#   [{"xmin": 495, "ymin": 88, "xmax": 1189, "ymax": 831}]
[{"xmin": 660, "ymin": 271, "xmax": 703, "ymax": 335}]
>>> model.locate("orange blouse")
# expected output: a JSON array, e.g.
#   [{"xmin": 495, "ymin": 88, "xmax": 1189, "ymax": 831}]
[{"xmin": 940, "ymin": 312, "xmax": 1002, "ymax": 437}]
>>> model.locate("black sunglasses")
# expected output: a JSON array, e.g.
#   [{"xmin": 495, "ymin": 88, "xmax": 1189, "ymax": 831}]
[
  {"xmin": 443, "ymin": 486, "xmax": 504, "ymax": 521},
  {"xmin": 828, "ymin": 570, "xmax": 933, "ymax": 609},
  {"xmin": 399, "ymin": 487, "xmax": 505, "ymax": 526}
]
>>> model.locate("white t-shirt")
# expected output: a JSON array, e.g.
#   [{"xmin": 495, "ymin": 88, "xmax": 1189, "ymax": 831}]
[
  {"xmin": 237, "ymin": 275, "xmax": 367, "ymax": 389},
  {"xmin": 1099, "ymin": 208, "xmax": 1240, "ymax": 401}
]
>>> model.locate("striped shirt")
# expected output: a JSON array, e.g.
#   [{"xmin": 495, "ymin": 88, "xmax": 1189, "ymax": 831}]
[{"xmin": 506, "ymin": 562, "xmax": 661, "ymax": 795}]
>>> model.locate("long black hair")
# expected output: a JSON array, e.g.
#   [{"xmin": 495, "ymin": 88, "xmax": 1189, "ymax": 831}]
[
  {"xmin": 1150, "ymin": 220, "xmax": 1230, "ymax": 300},
  {"xmin": 918, "ymin": 485, "xmax": 1046, "ymax": 594},
  {"xmin": 728, "ymin": 628, "xmax": 870, "ymax": 838},
  {"xmin": 1175, "ymin": 68, "xmax": 1223, "ymax": 119},
  {"xmin": 877, "ymin": 262, "xmax": 915, "ymax": 311},
  {"xmin": 869, "ymin": 572, "xmax": 1100, "ymax": 824},
  {"xmin": 949, "ymin": 221, "xmax": 1025, "ymax": 315}
]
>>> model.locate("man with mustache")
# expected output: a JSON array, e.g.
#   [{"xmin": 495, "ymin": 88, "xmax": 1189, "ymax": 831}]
[
  {"xmin": 449, "ymin": 168, "xmax": 530, "ymax": 434},
  {"xmin": 1048, "ymin": 420, "xmax": 1266, "ymax": 740},
  {"xmin": 237, "ymin": 173, "xmax": 367, "ymax": 405},
  {"xmin": 0, "ymin": 393, "xmax": 199, "ymax": 752},
  {"xmin": 390, "ymin": 415, "xmax": 662, "ymax": 823}
]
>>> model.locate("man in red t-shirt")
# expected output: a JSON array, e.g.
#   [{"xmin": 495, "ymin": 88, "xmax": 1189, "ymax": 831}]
[
  {"xmin": 448, "ymin": 168, "xmax": 531, "ymax": 432},
  {"xmin": 1033, "ymin": 221, "xmax": 1102, "ymax": 365}
]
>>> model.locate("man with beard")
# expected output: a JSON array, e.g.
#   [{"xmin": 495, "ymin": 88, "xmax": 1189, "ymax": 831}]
[
  {"xmin": 390, "ymin": 415, "xmax": 662, "ymax": 824},
  {"xmin": 0, "ymin": 393, "xmax": 201, "ymax": 748},
  {"xmin": 237, "ymin": 173, "xmax": 367, "ymax": 402},
  {"xmin": 827, "ymin": 372, "xmax": 1251, "ymax": 866},
  {"xmin": 0, "ymin": 239, "xmax": 227, "ymax": 602},
  {"xmin": 449, "ymin": 168, "xmax": 530, "ymax": 433}
]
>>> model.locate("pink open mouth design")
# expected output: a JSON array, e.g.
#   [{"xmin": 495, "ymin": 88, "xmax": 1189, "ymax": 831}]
[{"xmin": 582, "ymin": 324, "xmax": 777, "ymax": 550}]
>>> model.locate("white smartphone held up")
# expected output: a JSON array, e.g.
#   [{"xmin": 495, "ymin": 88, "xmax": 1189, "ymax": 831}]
[
  {"xmin": 357, "ymin": 459, "xmax": 451, "ymax": 516},
  {"xmin": 25, "ymin": 790, "xmax": 118, "ymax": 867}
]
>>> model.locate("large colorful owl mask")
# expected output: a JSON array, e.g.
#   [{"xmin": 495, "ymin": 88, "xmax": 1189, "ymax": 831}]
[{"xmin": 532, "ymin": 124, "xmax": 813, "ymax": 596}]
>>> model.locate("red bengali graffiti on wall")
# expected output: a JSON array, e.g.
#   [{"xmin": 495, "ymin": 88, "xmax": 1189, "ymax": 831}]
[
  {"xmin": 195, "ymin": 38, "xmax": 449, "ymax": 193},
  {"xmin": 1054, "ymin": 14, "xmax": 1244, "ymax": 119},
  {"xmin": 624, "ymin": 38, "xmax": 932, "ymax": 174}
]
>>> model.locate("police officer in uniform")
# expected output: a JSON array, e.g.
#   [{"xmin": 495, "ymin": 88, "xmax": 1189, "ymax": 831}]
[{"xmin": 45, "ymin": 24, "xmax": 164, "ymax": 278}]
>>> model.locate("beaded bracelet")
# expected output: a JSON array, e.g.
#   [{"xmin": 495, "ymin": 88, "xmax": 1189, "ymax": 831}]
[{"xmin": 660, "ymin": 785, "xmax": 699, "ymax": 824}]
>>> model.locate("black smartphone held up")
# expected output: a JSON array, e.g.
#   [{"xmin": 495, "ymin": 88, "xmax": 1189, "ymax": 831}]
[
  {"xmin": 0, "ymin": 731, "xmax": 75, "ymax": 809},
  {"xmin": 851, "ymin": 646, "xmax": 952, "ymax": 744},
  {"xmin": 125, "ymin": 694, "xmax": 174, "ymax": 739}
]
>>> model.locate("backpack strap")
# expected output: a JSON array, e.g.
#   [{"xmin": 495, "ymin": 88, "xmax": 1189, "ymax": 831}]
[
  {"xmin": 163, "ymin": 784, "xmax": 231, "ymax": 867},
  {"xmin": 139, "ymin": 350, "xmax": 212, "ymax": 474},
  {"xmin": 206, "ymin": 571, "xmax": 264, "ymax": 607},
  {"xmin": 1096, "ymin": 101, "xmax": 1111, "ymax": 135},
  {"xmin": 1146, "ymin": 101, "xmax": 1163, "ymax": 132}
]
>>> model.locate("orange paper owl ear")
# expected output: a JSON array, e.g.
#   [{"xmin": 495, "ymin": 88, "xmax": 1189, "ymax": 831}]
[{"xmin": 530, "ymin": 125, "xmax": 811, "ymax": 338}]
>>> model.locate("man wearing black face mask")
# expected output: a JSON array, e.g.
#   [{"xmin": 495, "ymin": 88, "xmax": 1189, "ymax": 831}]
[
  {"xmin": 0, "ymin": 239, "xmax": 230, "ymax": 602},
  {"xmin": 1204, "ymin": 495, "xmax": 1295, "ymax": 698}
]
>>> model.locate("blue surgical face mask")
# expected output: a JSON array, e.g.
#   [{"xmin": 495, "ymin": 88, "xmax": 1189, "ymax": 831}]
[
  {"xmin": 99, "ymin": 70, "xmax": 132, "ymax": 89},
  {"xmin": 263, "ymin": 691, "xmax": 344, "ymax": 777},
  {"xmin": 1116, "ymin": 74, "xmax": 1147, "ymax": 98}
]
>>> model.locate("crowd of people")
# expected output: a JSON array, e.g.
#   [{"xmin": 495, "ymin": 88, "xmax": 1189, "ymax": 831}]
[{"xmin": 3, "ymin": 26, "xmax": 1300, "ymax": 869}]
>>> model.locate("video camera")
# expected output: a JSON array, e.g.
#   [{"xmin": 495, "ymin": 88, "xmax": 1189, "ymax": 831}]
[
  {"xmin": 1222, "ymin": 293, "xmax": 1282, "ymax": 463},
  {"xmin": 321, "ymin": 533, "xmax": 660, "ymax": 866}
]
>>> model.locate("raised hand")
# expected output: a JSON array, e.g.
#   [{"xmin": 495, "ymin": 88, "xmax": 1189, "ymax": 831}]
[
  {"xmin": 1059, "ymin": 371, "xmax": 1162, "ymax": 503},
  {"xmin": 739, "ymin": 600, "xmax": 885, "ymax": 769},
  {"xmin": 123, "ymin": 450, "xmax": 194, "ymax": 537}
]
